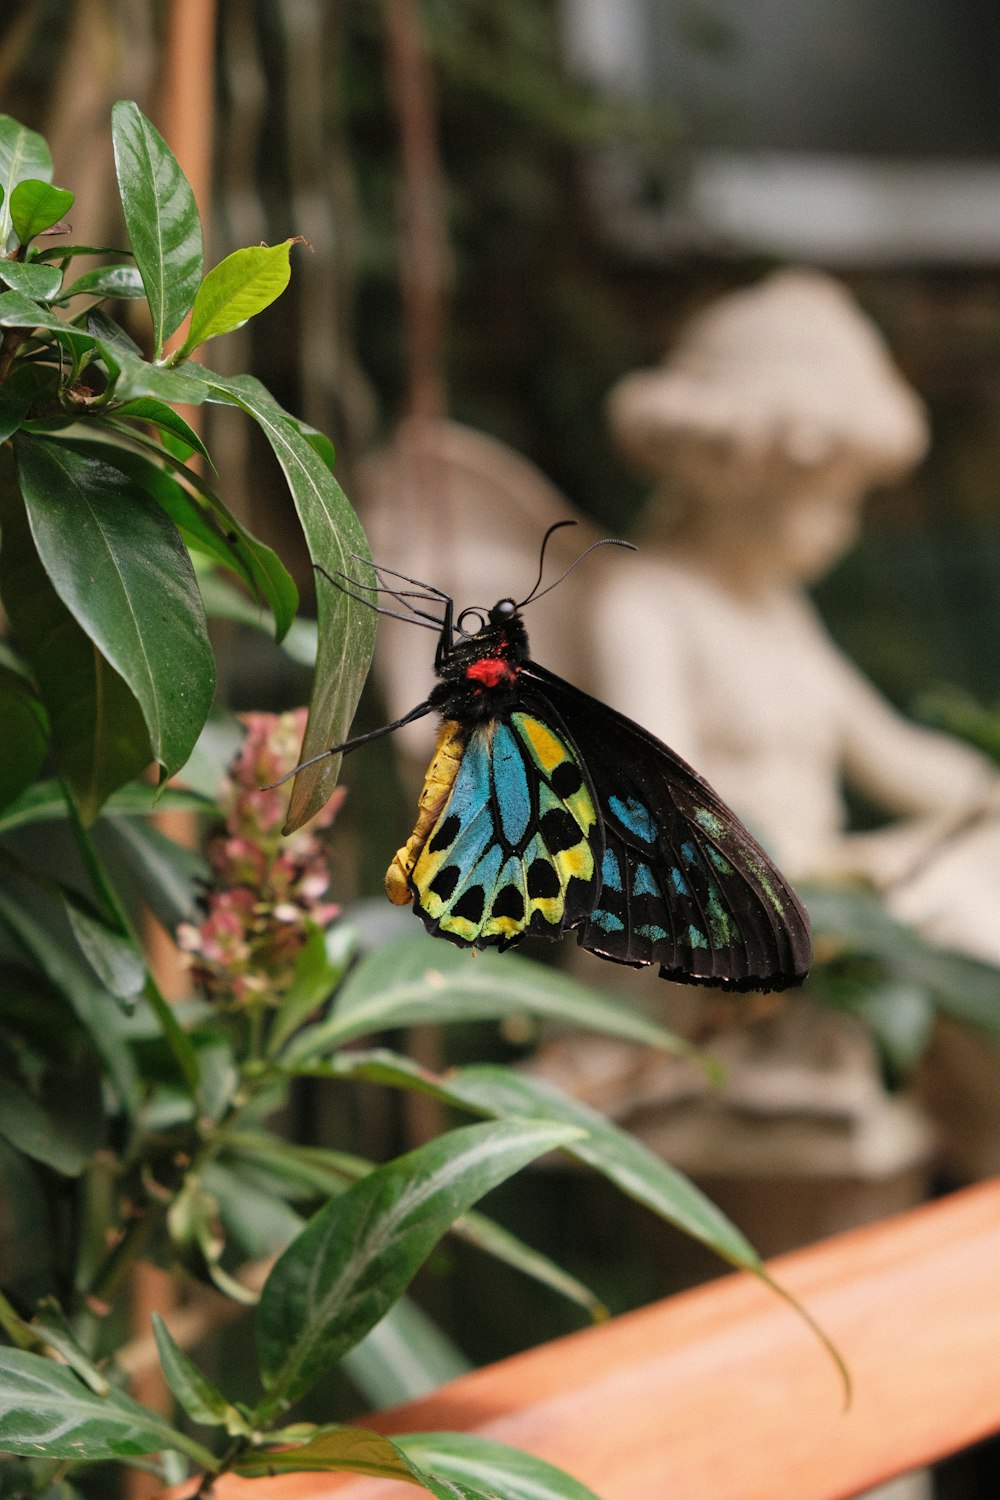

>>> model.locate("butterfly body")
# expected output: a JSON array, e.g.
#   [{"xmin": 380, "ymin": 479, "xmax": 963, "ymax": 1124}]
[{"xmin": 383, "ymin": 595, "xmax": 811, "ymax": 992}]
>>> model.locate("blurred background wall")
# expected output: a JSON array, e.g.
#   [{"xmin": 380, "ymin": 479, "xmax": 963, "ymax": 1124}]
[{"xmin": 6, "ymin": 0, "xmax": 1000, "ymax": 729}]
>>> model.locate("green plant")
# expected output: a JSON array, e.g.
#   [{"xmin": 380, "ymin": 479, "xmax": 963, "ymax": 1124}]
[{"xmin": 0, "ymin": 103, "xmax": 798, "ymax": 1500}]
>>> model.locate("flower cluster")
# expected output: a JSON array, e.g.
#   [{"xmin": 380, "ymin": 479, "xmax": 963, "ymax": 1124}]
[{"xmin": 177, "ymin": 710, "xmax": 343, "ymax": 1008}]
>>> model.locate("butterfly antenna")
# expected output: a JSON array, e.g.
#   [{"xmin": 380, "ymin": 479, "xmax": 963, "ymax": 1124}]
[
  {"xmin": 517, "ymin": 520, "xmax": 578, "ymax": 608},
  {"xmin": 519, "ymin": 532, "xmax": 637, "ymax": 608}
]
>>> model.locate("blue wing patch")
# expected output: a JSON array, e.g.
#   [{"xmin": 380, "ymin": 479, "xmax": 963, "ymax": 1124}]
[{"xmin": 401, "ymin": 712, "xmax": 600, "ymax": 949}]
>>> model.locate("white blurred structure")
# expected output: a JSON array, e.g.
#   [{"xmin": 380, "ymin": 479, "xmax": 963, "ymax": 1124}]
[{"xmin": 593, "ymin": 269, "xmax": 1000, "ymax": 966}]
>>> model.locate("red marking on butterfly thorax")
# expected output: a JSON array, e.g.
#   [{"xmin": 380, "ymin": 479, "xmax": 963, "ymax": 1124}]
[{"xmin": 466, "ymin": 657, "xmax": 517, "ymax": 688}]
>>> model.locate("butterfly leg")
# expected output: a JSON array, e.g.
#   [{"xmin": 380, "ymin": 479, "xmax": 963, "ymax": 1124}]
[{"xmin": 385, "ymin": 721, "xmax": 466, "ymax": 904}]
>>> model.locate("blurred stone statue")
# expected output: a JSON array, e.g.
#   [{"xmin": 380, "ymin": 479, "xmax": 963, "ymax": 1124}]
[{"xmin": 595, "ymin": 268, "xmax": 1000, "ymax": 967}]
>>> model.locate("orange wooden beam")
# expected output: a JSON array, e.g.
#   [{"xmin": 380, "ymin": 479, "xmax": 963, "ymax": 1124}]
[{"xmin": 184, "ymin": 1180, "xmax": 1000, "ymax": 1500}]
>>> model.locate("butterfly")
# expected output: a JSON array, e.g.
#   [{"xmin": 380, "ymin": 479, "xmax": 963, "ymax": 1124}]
[{"xmin": 279, "ymin": 525, "xmax": 812, "ymax": 992}]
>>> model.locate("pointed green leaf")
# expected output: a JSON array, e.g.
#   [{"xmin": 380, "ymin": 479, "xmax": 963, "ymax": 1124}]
[
  {"xmin": 111, "ymin": 100, "xmax": 203, "ymax": 356},
  {"xmin": 0, "ymin": 1075, "xmax": 90, "ymax": 1175},
  {"xmin": 267, "ymin": 922, "xmax": 357, "ymax": 1057},
  {"xmin": 151, "ymin": 1315, "xmax": 248, "ymax": 1433},
  {"xmin": 177, "ymin": 240, "xmax": 294, "ymax": 357},
  {"xmin": 31, "ymin": 1300, "xmax": 111, "ymax": 1395},
  {"xmin": 101, "ymin": 345, "xmax": 210, "ymax": 405},
  {"xmin": 256, "ymin": 1119, "xmax": 583, "ymax": 1413},
  {"xmin": 455, "ymin": 1207, "xmax": 606, "ymax": 1319},
  {"xmin": 112, "ymin": 396, "xmax": 213, "ymax": 465},
  {"xmin": 0, "ymin": 778, "xmax": 208, "ymax": 835},
  {"xmin": 231, "ymin": 1426, "xmax": 450, "ymax": 1488},
  {"xmin": 0, "ymin": 466, "xmax": 152, "ymax": 818},
  {"xmin": 0, "ymin": 289, "xmax": 97, "ymax": 360},
  {"xmin": 15, "ymin": 435, "xmax": 215, "ymax": 778},
  {"xmin": 0, "ymin": 116, "xmax": 52, "ymax": 250},
  {"xmin": 0, "ymin": 888, "xmax": 140, "ymax": 1116},
  {"xmin": 96, "ymin": 815, "xmax": 206, "ymax": 929},
  {"xmin": 0, "ymin": 260, "xmax": 62, "ymax": 301},
  {"xmin": 185, "ymin": 366, "xmax": 374, "ymax": 824},
  {"xmin": 438, "ymin": 1065, "xmax": 761, "ymax": 1272},
  {"xmin": 55, "ymin": 264, "xmax": 146, "ymax": 304},
  {"xmin": 0, "ymin": 1347, "xmax": 217, "ymax": 1466},
  {"xmin": 288, "ymin": 936, "xmax": 695, "ymax": 1057},
  {"xmin": 9, "ymin": 180, "xmax": 74, "ymax": 243},
  {"xmin": 344, "ymin": 1298, "xmax": 471, "ymax": 1408},
  {"xmin": 63, "ymin": 897, "xmax": 147, "ymax": 1002},
  {"xmin": 398, "ymin": 1433, "xmax": 605, "ymax": 1500},
  {"xmin": 0, "ymin": 665, "xmax": 46, "ymax": 813}
]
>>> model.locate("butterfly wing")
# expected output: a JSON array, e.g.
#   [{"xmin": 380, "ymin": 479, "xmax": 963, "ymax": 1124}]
[
  {"xmin": 405, "ymin": 710, "xmax": 601, "ymax": 950},
  {"xmin": 519, "ymin": 662, "xmax": 812, "ymax": 991}
]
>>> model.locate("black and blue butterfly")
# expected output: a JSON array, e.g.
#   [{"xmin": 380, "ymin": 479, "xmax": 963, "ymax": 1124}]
[{"xmin": 277, "ymin": 525, "xmax": 811, "ymax": 993}]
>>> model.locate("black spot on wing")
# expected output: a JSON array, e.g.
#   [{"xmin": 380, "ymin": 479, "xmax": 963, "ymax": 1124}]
[
  {"xmin": 452, "ymin": 885, "xmax": 485, "ymax": 923},
  {"xmin": 492, "ymin": 885, "xmax": 525, "ymax": 921},
  {"xmin": 429, "ymin": 865, "xmax": 460, "ymax": 901},
  {"xmin": 538, "ymin": 807, "xmax": 582, "ymax": 853},
  {"xmin": 527, "ymin": 857, "xmax": 560, "ymax": 899},
  {"xmin": 429, "ymin": 815, "xmax": 461, "ymax": 854}
]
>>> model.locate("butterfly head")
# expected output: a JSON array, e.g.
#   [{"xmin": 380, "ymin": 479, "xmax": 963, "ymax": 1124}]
[{"xmin": 431, "ymin": 596, "xmax": 529, "ymax": 720}]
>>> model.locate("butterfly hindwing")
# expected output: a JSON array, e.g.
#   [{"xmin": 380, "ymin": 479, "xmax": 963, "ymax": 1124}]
[
  {"xmin": 407, "ymin": 710, "xmax": 601, "ymax": 950},
  {"xmin": 519, "ymin": 663, "xmax": 811, "ymax": 991}
]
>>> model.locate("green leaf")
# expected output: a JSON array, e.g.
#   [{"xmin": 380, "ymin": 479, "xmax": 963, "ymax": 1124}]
[
  {"xmin": 9, "ymin": 180, "xmax": 74, "ymax": 243},
  {"xmin": 200, "ymin": 1160, "xmax": 307, "ymax": 1261},
  {"xmin": 0, "ymin": 289, "xmax": 97, "ymax": 359},
  {"xmin": 267, "ymin": 922, "xmax": 357, "ymax": 1057},
  {"xmin": 71, "ymin": 438, "xmax": 248, "ymax": 590},
  {"xmin": 0, "ymin": 888, "xmax": 140, "ymax": 1116},
  {"xmin": 99, "ymin": 344, "xmax": 210, "ymax": 406},
  {"xmin": 255, "ymin": 1118, "xmax": 583, "ymax": 1414},
  {"xmin": 287, "ymin": 936, "xmax": 695, "ymax": 1058},
  {"xmin": 231, "ymin": 1426, "xmax": 444, "ymax": 1485},
  {"xmin": 344, "ymin": 1298, "xmax": 471, "ymax": 1408},
  {"xmin": 112, "ymin": 396, "xmax": 213, "ymax": 466},
  {"xmin": 187, "ymin": 367, "xmax": 375, "ymax": 825},
  {"xmin": 67, "ymin": 427, "xmax": 297, "ymax": 641},
  {"xmin": 0, "ymin": 778, "xmax": 208, "ymax": 835},
  {"xmin": 177, "ymin": 240, "xmax": 294, "ymax": 358},
  {"xmin": 0, "ymin": 468, "xmax": 152, "ymax": 819},
  {"xmin": 32, "ymin": 242, "xmax": 132, "ymax": 263},
  {"xmin": 398, "ymin": 1433, "xmax": 605, "ymax": 1500},
  {"xmin": 111, "ymin": 101, "xmax": 203, "ymax": 357},
  {"xmin": 151, "ymin": 1314, "xmax": 248, "ymax": 1433},
  {"xmin": 31, "ymin": 1299, "xmax": 111, "ymax": 1395},
  {"xmin": 195, "ymin": 552, "xmax": 303, "ymax": 651},
  {"xmin": 0, "ymin": 116, "xmax": 52, "ymax": 250},
  {"xmin": 455, "ymin": 1208, "xmax": 606, "ymax": 1320},
  {"xmin": 63, "ymin": 897, "xmax": 147, "ymax": 1003},
  {"xmin": 0, "ymin": 260, "xmax": 62, "ymax": 301},
  {"xmin": 0, "ymin": 666, "xmax": 46, "ymax": 814},
  {"xmin": 55, "ymin": 264, "xmax": 146, "ymax": 304},
  {"xmin": 15, "ymin": 435, "xmax": 216, "ymax": 780},
  {"xmin": 0, "ymin": 1346, "xmax": 217, "ymax": 1467},
  {"xmin": 286, "ymin": 413, "xmax": 335, "ymax": 471},
  {"xmin": 0, "ymin": 1075, "xmax": 91, "ymax": 1175},
  {"xmin": 96, "ymin": 815, "xmax": 206, "ymax": 929},
  {"xmin": 438, "ymin": 1065, "xmax": 761, "ymax": 1272},
  {"xmin": 0, "ymin": 382, "xmax": 32, "ymax": 442}
]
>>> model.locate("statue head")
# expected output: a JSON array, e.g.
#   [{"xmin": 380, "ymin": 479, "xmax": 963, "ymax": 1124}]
[{"xmin": 607, "ymin": 270, "xmax": 929, "ymax": 583}]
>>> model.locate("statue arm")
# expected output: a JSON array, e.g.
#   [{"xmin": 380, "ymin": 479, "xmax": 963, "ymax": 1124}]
[{"xmin": 836, "ymin": 651, "xmax": 997, "ymax": 815}]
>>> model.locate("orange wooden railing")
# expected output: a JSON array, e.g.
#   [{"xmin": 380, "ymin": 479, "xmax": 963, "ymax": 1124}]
[{"xmin": 182, "ymin": 1179, "xmax": 1000, "ymax": 1500}]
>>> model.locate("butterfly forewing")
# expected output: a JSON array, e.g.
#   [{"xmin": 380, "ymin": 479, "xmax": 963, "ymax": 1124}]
[
  {"xmin": 408, "ymin": 711, "xmax": 601, "ymax": 949},
  {"xmin": 519, "ymin": 663, "xmax": 811, "ymax": 991}
]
